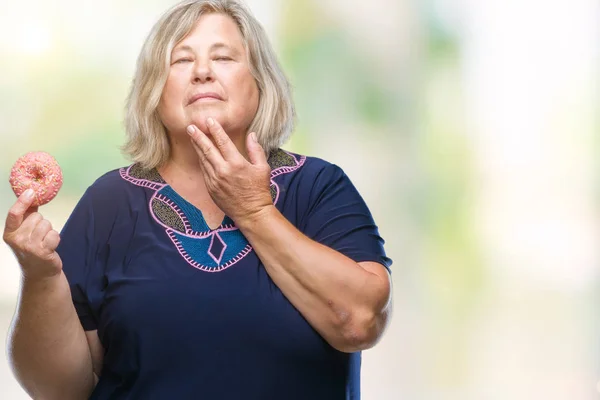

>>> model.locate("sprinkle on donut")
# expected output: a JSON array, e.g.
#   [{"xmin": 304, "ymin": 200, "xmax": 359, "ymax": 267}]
[{"xmin": 9, "ymin": 152, "xmax": 63, "ymax": 206}]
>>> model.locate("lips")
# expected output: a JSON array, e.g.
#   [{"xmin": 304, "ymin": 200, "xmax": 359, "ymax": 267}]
[{"xmin": 188, "ymin": 92, "xmax": 223, "ymax": 105}]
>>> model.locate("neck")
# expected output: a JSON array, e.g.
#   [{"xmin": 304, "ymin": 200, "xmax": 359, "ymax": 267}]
[{"xmin": 159, "ymin": 128, "xmax": 249, "ymax": 181}]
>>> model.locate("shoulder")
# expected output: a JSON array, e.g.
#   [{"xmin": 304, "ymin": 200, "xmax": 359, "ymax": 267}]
[
  {"xmin": 88, "ymin": 167, "xmax": 126, "ymax": 192},
  {"xmin": 63, "ymin": 164, "xmax": 148, "ymax": 239},
  {"xmin": 83, "ymin": 166, "xmax": 132, "ymax": 204},
  {"xmin": 73, "ymin": 164, "xmax": 156, "ymax": 218},
  {"xmin": 86, "ymin": 162, "xmax": 163, "ymax": 196},
  {"xmin": 270, "ymin": 151, "xmax": 359, "ymax": 216},
  {"xmin": 269, "ymin": 149, "xmax": 345, "ymax": 183},
  {"xmin": 285, "ymin": 151, "xmax": 350, "ymax": 193}
]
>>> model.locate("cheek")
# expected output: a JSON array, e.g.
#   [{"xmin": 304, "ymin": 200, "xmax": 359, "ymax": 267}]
[
  {"xmin": 159, "ymin": 75, "xmax": 186, "ymax": 123},
  {"xmin": 229, "ymin": 71, "xmax": 259, "ymax": 111},
  {"xmin": 162, "ymin": 77, "xmax": 182, "ymax": 107}
]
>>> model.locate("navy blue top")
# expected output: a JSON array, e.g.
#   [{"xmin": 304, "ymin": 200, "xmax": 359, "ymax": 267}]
[{"xmin": 57, "ymin": 149, "xmax": 392, "ymax": 400}]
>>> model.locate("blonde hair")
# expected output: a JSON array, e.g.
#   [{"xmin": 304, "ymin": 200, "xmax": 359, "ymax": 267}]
[{"xmin": 122, "ymin": 0, "xmax": 295, "ymax": 169}]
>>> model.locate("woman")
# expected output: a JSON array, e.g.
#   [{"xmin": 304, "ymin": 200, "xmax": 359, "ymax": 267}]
[{"xmin": 4, "ymin": 1, "xmax": 392, "ymax": 399}]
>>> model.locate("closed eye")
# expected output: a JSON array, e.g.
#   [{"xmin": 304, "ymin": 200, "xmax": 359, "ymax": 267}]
[
  {"xmin": 214, "ymin": 56, "xmax": 233, "ymax": 61},
  {"xmin": 174, "ymin": 58, "xmax": 193, "ymax": 64}
]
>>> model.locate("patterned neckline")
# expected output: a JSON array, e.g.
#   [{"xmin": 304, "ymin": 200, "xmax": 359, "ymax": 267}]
[
  {"xmin": 121, "ymin": 148, "xmax": 306, "ymax": 234},
  {"xmin": 118, "ymin": 149, "xmax": 306, "ymax": 271}
]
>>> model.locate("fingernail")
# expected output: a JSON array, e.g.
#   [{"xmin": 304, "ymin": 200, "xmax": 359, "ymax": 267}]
[
  {"xmin": 186, "ymin": 125, "xmax": 195, "ymax": 135},
  {"xmin": 251, "ymin": 132, "xmax": 257, "ymax": 142},
  {"xmin": 24, "ymin": 189, "xmax": 34, "ymax": 199},
  {"xmin": 207, "ymin": 117, "xmax": 214, "ymax": 127}
]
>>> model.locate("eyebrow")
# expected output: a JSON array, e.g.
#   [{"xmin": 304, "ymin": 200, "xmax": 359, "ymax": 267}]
[{"xmin": 172, "ymin": 42, "xmax": 241, "ymax": 55}]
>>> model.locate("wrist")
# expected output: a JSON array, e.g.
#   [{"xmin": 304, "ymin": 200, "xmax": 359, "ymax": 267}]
[
  {"xmin": 235, "ymin": 204, "xmax": 277, "ymax": 231},
  {"xmin": 21, "ymin": 267, "xmax": 63, "ymax": 286},
  {"xmin": 21, "ymin": 270, "xmax": 65, "ymax": 294}
]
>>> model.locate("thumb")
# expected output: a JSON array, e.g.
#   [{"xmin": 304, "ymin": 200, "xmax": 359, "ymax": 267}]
[
  {"xmin": 5, "ymin": 189, "xmax": 37, "ymax": 233},
  {"xmin": 246, "ymin": 132, "xmax": 267, "ymax": 166}
]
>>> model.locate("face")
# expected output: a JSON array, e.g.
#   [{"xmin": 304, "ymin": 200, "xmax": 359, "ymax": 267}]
[{"xmin": 158, "ymin": 13, "xmax": 259, "ymax": 139}]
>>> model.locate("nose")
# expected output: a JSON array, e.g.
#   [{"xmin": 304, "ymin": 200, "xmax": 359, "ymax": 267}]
[{"xmin": 192, "ymin": 59, "xmax": 213, "ymax": 84}]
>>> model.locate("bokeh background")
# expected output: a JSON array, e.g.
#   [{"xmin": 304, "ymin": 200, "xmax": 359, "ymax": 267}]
[{"xmin": 1, "ymin": 0, "xmax": 599, "ymax": 398}]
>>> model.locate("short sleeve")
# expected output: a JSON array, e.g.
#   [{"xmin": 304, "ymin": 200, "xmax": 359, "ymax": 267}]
[
  {"xmin": 300, "ymin": 163, "xmax": 392, "ymax": 270},
  {"xmin": 56, "ymin": 187, "xmax": 104, "ymax": 331}
]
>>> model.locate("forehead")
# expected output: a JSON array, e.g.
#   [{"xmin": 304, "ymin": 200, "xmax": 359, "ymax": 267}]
[{"xmin": 174, "ymin": 13, "xmax": 244, "ymax": 51}]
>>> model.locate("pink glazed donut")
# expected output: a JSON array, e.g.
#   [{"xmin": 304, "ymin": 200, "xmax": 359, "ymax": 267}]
[{"xmin": 9, "ymin": 152, "xmax": 63, "ymax": 206}]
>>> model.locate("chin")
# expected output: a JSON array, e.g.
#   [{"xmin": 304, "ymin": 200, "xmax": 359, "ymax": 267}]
[{"xmin": 188, "ymin": 111, "xmax": 222, "ymax": 130}]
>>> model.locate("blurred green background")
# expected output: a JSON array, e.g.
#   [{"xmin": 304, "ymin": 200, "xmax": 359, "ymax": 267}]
[{"xmin": 1, "ymin": 0, "xmax": 599, "ymax": 399}]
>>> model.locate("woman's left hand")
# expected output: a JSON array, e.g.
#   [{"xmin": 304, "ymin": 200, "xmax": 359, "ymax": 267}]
[{"xmin": 186, "ymin": 117, "xmax": 273, "ymax": 223}]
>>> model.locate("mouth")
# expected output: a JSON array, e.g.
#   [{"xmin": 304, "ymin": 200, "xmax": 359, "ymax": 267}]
[{"xmin": 188, "ymin": 93, "xmax": 223, "ymax": 105}]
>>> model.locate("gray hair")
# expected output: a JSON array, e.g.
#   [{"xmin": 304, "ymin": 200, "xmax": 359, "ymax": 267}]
[{"xmin": 122, "ymin": 0, "xmax": 295, "ymax": 169}]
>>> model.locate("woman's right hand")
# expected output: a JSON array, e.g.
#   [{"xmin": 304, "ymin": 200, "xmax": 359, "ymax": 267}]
[{"xmin": 3, "ymin": 189, "xmax": 63, "ymax": 280}]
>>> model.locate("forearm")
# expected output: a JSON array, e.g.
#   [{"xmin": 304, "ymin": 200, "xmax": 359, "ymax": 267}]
[
  {"xmin": 237, "ymin": 206, "xmax": 391, "ymax": 352},
  {"xmin": 8, "ymin": 271, "xmax": 95, "ymax": 400}
]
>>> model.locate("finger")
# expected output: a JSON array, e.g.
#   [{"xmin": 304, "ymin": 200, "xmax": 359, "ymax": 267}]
[
  {"xmin": 42, "ymin": 230, "xmax": 61, "ymax": 252},
  {"xmin": 19, "ymin": 212, "xmax": 43, "ymax": 235},
  {"xmin": 190, "ymin": 137, "xmax": 215, "ymax": 175},
  {"xmin": 246, "ymin": 132, "xmax": 268, "ymax": 166},
  {"xmin": 5, "ymin": 189, "xmax": 37, "ymax": 233},
  {"xmin": 187, "ymin": 124, "xmax": 224, "ymax": 168},
  {"xmin": 24, "ymin": 205, "xmax": 39, "ymax": 221},
  {"xmin": 204, "ymin": 117, "xmax": 240, "ymax": 161},
  {"xmin": 31, "ymin": 219, "xmax": 52, "ymax": 244}
]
